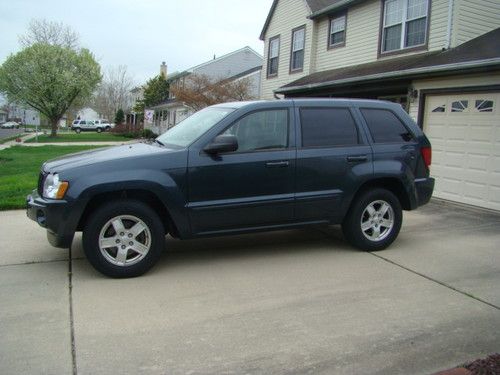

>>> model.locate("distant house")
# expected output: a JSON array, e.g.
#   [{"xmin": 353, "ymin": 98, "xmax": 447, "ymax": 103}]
[
  {"xmin": 6, "ymin": 104, "xmax": 40, "ymax": 125},
  {"xmin": 127, "ymin": 86, "xmax": 144, "ymax": 126},
  {"xmin": 259, "ymin": 0, "xmax": 500, "ymax": 212},
  {"xmin": 0, "ymin": 110, "xmax": 7, "ymax": 123},
  {"xmin": 76, "ymin": 107, "xmax": 102, "ymax": 121},
  {"xmin": 145, "ymin": 46, "xmax": 263, "ymax": 134}
]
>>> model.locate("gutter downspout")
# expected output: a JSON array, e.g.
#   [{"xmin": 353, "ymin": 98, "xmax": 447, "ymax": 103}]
[{"xmin": 445, "ymin": 0, "xmax": 454, "ymax": 49}]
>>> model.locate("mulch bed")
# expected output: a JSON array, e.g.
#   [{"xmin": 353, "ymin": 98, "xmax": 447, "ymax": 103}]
[{"xmin": 434, "ymin": 353, "xmax": 500, "ymax": 375}]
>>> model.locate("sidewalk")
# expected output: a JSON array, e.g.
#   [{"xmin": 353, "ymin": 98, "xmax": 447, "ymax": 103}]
[{"xmin": 0, "ymin": 132, "xmax": 134, "ymax": 150}]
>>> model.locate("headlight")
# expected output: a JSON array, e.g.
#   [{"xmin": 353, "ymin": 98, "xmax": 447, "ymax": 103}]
[{"xmin": 43, "ymin": 173, "xmax": 69, "ymax": 199}]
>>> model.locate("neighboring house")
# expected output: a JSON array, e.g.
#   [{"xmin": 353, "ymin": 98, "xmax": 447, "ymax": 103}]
[
  {"xmin": 146, "ymin": 46, "xmax": 263, "ymax": 134},
  {"xmin": 259, "ymin": 0, "xmax": 500, "ymax": 211},
  {"xmin": 6, "ymin": 104, "xmax": 40, "ymax": 125},
  {"xmin": 127, "ymin": 86, "xmax": 145, "ymax": 126},
  {"xmin": 0, "ymin": 110, "xmax": 7, "ymax": 123},
  {"xmin": 76, "ymin": 107, "xmax": 101, "ymax": 121}
]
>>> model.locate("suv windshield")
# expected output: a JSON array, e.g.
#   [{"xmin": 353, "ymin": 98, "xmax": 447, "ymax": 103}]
[{"xmin": 156, "ymin": 107, "xmax": 234, "ymax": 147}]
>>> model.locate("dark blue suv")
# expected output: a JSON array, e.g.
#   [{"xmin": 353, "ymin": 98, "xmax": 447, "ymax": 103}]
[{"xmin": 27, "ymin": 99, "xmax": 434, "ymax": 277}]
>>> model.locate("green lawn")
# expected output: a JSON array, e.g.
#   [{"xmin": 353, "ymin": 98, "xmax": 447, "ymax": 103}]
[
  {"xmin": 24, "ymin": 132, "xmax": 131, "ymax": 143},
  {"xmin": 0, "ymin": 145, "xmax": 104, "ymax": 210}
]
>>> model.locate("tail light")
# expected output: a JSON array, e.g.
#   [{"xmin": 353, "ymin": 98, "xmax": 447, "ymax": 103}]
[{"xmin": 421, "ymin": 147, "xmax": 432, "ymax": 168}]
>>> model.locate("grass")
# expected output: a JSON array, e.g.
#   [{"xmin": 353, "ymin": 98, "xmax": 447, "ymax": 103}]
[
  {"xmin": 24, "ymin": 132, "xmax": 131, "ymax": 143},
  {"xmin": 0, "ymin": 145, "xmax": 104, "ymax": 210}
]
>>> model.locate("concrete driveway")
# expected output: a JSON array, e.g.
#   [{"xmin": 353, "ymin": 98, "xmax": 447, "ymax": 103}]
[{"xmin": 0, "ymin": 200, "xmax": 499, "ymax": 375}]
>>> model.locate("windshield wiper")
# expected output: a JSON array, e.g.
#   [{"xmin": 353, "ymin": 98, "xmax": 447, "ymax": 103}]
[{"xmin": 153, "ymin": 139, "xmax": 165, "ymax": 147}]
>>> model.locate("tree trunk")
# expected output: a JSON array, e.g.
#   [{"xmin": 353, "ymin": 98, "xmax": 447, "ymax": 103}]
[{"xmin": 50, "ymin": 118, "xmax": 58, "ymax": 137}]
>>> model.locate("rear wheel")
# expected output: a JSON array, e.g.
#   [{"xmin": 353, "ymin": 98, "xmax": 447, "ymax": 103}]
[
  {"xmin": 74, "ymin": 127, "xmax": 81, "ymax": 133},
  {"xmin": 82, "ymin": 200, "xmax": 165, "ymax": 277},
  {"xmin": 342, "ymin": 189, "xmax": 402, "ymax": 251},
  {"xmin": 96, "ymin": 127, "xmax": 102, "ymax": 133}
]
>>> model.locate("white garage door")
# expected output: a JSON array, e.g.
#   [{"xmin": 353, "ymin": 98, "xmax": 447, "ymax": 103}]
[{"xmin": 424, "ymin": 93, "xmax": 500, "ymax": 211}]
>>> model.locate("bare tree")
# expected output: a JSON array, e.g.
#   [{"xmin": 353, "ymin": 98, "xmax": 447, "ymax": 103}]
[
  {"xmin": 19, "ymin": 19, "xmax": 80, "ymax": 49},
  {"xmin": 93, "ymin": 65, "xmax": 134, "ymax": 121},
  {"xmin": 170, "ymin": 74, "xmax": 256, "ymax": 111}
]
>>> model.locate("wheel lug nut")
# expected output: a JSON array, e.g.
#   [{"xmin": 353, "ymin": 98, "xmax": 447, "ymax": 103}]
[
  {"xmin": 121, "ymin": 245, "xmax": 126, "ymax": 249},
  {"xmin": 115, "ymin": 239, "xmax": 120, "ymax": 244},
  {"xmin": 120, "ymin": 232, "xmax": 125, "ymax": 236},
  {"xmin": 128, "ymin": 233, "xmax": 133, "ymax": 238},
  {"xmin": 129, "ymin": 241, "xmax": 133, "ymax": 246}
]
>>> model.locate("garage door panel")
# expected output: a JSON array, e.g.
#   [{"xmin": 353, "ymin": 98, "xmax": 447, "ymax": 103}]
[{"xmin": 425, "ymin": 92, "xmax": 500, "ymax": 211}]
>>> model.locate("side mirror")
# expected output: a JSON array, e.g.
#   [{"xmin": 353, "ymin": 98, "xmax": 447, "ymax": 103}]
[{"xmin": 203, "ymin": 135, "xmax": 238, "ymax": 154}]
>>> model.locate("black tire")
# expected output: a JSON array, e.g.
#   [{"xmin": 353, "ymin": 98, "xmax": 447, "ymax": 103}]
[
  {"xmin": 342, "ymin": 188, "xmax": 402, "ymax": 251},
  {"xmin": 96, "ymin": 127, "xmax": 102, "ymax": 133},
  {"xmin": 74, "ymin": 127, "xmax": 81, "ymax": 133},
  {"xmin": 82, "ymin": 199, "xmax": 165, "ymax": 278}
]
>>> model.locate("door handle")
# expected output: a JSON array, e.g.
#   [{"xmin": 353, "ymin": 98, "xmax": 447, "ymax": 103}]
[
  {"xmin": 346, "ymin": 155, "xmax": 368, "ymax": 163},
  {"xmin": 265, "ymin": 161, "xmax": 289, "ymax": 168}
]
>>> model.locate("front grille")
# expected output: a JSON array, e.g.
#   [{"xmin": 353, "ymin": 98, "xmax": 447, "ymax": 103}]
[{"xmin": 37, "ymin": 172, "xmax": 46, "ymax": 196}]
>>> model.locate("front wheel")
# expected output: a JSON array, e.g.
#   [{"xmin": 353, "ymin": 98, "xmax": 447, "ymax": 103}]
[
  {"xmin": 82, "ymin": 200, "xmax": 165, "ymax": 277},
  {"xmin": 96, "ymin": 127, "xmax": 102, "ymax": 133},
  {"xmin": 342, "ymin": 189, "xmax": 402, "ymax": 251},
  {"xmin": 74, "ymin": 127, "xmax": 81, "ymax": 133}
]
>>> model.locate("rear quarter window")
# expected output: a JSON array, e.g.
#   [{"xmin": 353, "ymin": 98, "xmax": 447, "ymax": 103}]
[
  {"xmin": 360, "ymin": 108, "xmax": 414, "ymax": 143},
  {"xmin": 300, "ymin": 107, "xmax": 359, "ymax": 147}
]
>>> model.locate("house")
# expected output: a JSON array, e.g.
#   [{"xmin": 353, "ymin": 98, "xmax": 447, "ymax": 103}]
[
  {"xmin": 146, "ymin": 46, "xmax": 263, "ymax": 134},
  {"xmin": 0, "ymin": 110, "xmax": 7, "ymax": 123},
  {"xmin": 5, "ymin": 104, "xmax": 41, "ymax": 126},
  {"xmin": 126, "ymin": 86, "xmax": 144, "ymax": 126},
  {"xmin": 259, "ymin": 0, "xmax": 500, "ymax": 211}
]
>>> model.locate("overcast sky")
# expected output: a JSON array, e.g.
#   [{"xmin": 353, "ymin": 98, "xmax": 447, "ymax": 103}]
[{"xmin": 0, "ymin": 0, "xmax": 272, "ymax": 86}]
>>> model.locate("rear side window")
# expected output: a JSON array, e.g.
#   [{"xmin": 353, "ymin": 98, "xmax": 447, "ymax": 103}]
[
  {"xmin": 300, "ymin": 108, "xmax": 358, "ymax": 147},
  {"xmin": 360, "ymin": 109, "xmax": 414, "ymax": 143}
]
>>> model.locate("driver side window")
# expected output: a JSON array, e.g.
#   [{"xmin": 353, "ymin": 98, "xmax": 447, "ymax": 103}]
[{"xmin": 222, "ymin": 109, "xmax": 288, "ymax": 153}]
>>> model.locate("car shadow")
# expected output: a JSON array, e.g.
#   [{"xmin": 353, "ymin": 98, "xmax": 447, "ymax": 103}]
[
  {"xmin": 152, "ymin": 225, "xmax": 352, "ymax": 270},
  {"xmin": 72, "ymin": 225, "xmax": 355, "ymax": 277}
]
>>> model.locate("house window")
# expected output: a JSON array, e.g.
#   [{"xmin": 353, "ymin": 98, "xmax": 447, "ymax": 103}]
[
  {"xmin": 329, "ymin": 14, "xmax": 346, "ymax": 48},
  {"xmin": 267, "ymin": 36, "xmax": 280, "ymax": 77},
  {"xmin": 290, "ymin": 26, "xmax": 305, "ymax": 72},
  {"xmin": 382, "ymin": 0, "xmax": 429, "ymax": 53}
]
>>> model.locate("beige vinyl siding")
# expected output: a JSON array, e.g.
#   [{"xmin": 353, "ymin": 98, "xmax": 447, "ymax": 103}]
[
  {"xmin": 427, "ymin": 0, "xmax": 450, "ymax": 50},
  {"xmin": 452, "ymin": 0, "xmax": 500, "ymax": 47},
  {"xmin": 260, "ymin": 0, "xmax": 313, "ymax": 99},
  {"xmin": 313, "ymin": 0, "xmax": 450, "ymax": 73},
  {"xmin": 314, "ymin": 0, "xmax": 380, "ymax": 72},
  {"xmin": 408, "ymin": 72, "xmax": 500, "ymax": 121}
]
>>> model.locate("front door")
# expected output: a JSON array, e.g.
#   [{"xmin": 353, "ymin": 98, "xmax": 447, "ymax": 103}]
[{"xmin": 187, "ymin": 108, "xmax": 295, "ymax": 235}]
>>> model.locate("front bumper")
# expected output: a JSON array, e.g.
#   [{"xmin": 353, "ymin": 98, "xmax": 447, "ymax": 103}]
[
  {"xmin": 415, "ymin": 177, "xmax": 435, "ymax": 207},
  {"xmin": 26, "ymin": 190, "xmax": 75, "ymax": 248}
]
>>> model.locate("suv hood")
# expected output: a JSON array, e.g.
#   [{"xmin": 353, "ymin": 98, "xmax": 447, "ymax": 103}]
[{"xmin": 43, "ymin": 142, "xmax": 178, "ymax": 172}]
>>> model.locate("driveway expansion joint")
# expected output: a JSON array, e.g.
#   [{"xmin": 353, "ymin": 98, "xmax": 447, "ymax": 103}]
[
  {"xmin": 370, "ymin": 252, "xmax": 500, "ymax": 311},
  {"xmin": 0, "ymin": 258, "xmax": 69, "ymax": 268},
  {"xmin": 68, "ymin": 244, "xmax": 78, "ymax": 375}
]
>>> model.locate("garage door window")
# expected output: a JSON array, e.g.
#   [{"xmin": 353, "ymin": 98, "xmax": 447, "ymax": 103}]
[
  {"xmin": 451, "ymin": 100, "xmax": 468, "ymax": 113},
  {"xmin": 432, "ymin": 104, "xmax": 446, "ymax": 113},
  {"xmin": 475, "ymin": 100, "xmax": 494, "ymax": 113}
]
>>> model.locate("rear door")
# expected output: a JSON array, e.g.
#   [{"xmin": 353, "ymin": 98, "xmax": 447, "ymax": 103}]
[{"xmin": 294, "ymin": 104, "xmax": 373, "ymax": 221}]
